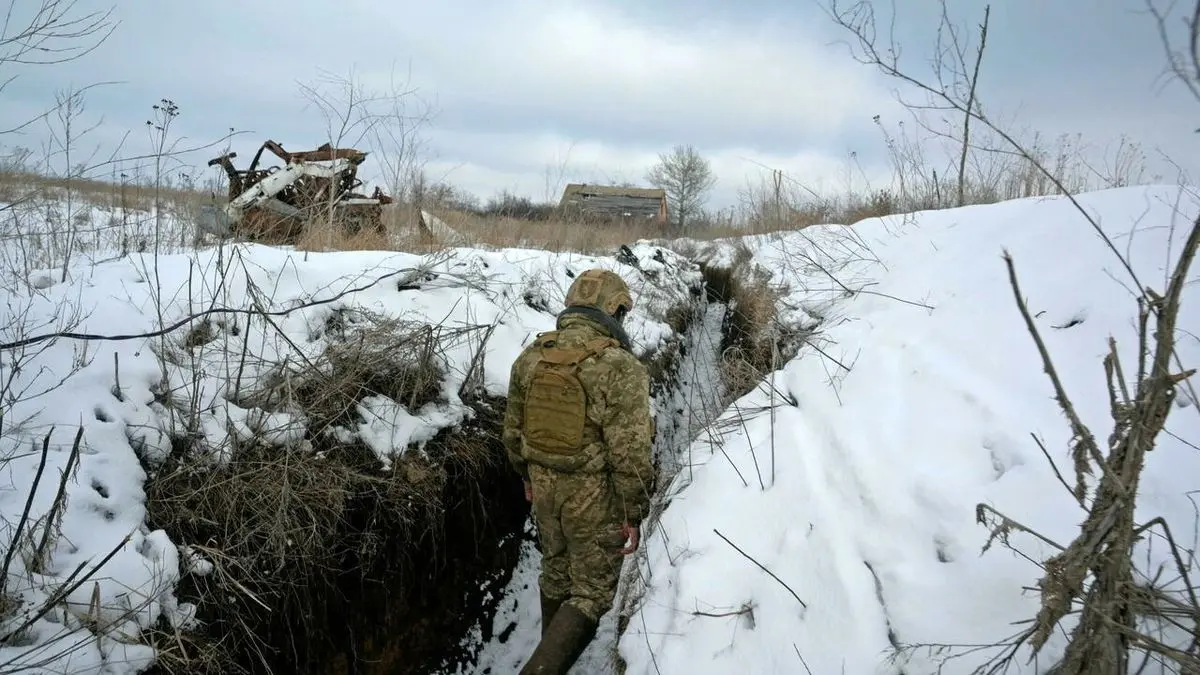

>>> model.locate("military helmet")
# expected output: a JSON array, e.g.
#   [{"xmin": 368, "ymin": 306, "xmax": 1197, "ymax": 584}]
[{"xmin": 565, "ymin": 268, "xmax": 633, "ymax": 316}]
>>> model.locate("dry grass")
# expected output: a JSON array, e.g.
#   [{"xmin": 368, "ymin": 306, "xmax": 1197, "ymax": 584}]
[
  {"xmin": 142, "ymin": 315, "xmax": 517, "ymax": 674},
  {"xmin": 400, "ymin": 205, "xmax": 815, "ymax": 255},
  {"xmin": 144, "ymin": 437, "xmax": 464, "ymax": 673},
  {"xmin": 722, "ymin": 284, "xmax": 787, "ymax": 395},
  {"xmin": 4, "ymin": 141, "xmax": 1141, "ymax": 262},
  {"xmin": 3, "ymin": 112, "xmax": 1159, "ymax": 264},
  {"xmin": 293, "ymin": 216, "xmax": 394, "ymax": 252},
  {"xmin": 0, "ymin": 168, "xmax": 198, "ymax": 212},
  {"xmin": 679, "ymin": 242, "xmax": 795, "ymax": 398},
  {"xmin": 431, "ymin": 208, "xmax": 670, "ymax": 253},
  {"xmin": 240, "ymin": 311, "xmax": 446, "ymax": 428},
  {"xmin": 402, "ymin": 175, "xmax": 1031, "ymax": 256}
]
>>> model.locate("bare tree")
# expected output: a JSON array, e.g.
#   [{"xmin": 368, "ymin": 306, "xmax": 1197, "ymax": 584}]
[
  {"xmin": 1147, "ymin": 0, "xmax": 1200, "ymax": 109},
  {"xmin": 296, "ymin": 67, "xmax": 414, "ymax": 251},
  {"xmin": 951, "ymin": 4, "xmax": 989, "ymax": 206},
  {"xmin": 0, "ymin": 0, "xmax": 117, "ymax": 135},
  {"xmin": 364, "ymin": 63, "xmax": 437, "ymax": 207},
  {"xmin": 42, "ymin": 84, "xmax": 106, "ymax": 281},
  {"xmin": 646, "ymin": 144, "xmax": 717, "ymax": 231}
]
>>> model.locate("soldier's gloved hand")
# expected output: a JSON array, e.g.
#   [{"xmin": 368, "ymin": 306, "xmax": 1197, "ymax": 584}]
[
  {"xmin": 619, "ymin": 523, "xmax": 640, "ymax": 555},
  {"xmin": 524, "ymin": 481, "xmax": 533, "ymax": 503}
]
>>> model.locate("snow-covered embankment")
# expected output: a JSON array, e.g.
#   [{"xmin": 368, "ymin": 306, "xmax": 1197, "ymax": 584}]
[
  {"xmin": 619, "ymin": 185, "xmax": 1200, "ymax": 674},
  {"xmin": 5, "ymin": 184, "xmax": 1200, "ymax": 675},
  {"xmin": 0, "ymin": 234, "xmax": 705, "ymax": 673}
]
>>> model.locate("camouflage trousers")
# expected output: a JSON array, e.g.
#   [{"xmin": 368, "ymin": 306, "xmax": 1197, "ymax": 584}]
[{"xmin": 528, "ymin": 463, "xmax": 627, "ymax": 623}]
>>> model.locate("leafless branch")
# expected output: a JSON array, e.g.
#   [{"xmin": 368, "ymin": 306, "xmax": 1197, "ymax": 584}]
[{"xmin": 712, "ymin": 528, "xmax": 807, "ymax": 609}]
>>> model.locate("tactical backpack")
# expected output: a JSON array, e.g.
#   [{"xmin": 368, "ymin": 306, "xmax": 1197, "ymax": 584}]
[{"xmin": 522, "ymin": 331, "xmax": 619, "ymax": 457}]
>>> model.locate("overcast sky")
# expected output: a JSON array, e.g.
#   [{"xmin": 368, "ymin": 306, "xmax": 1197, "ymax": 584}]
[{"xmin": 1, "ymin": 0, "xmax": 1196, "ymax": 209}]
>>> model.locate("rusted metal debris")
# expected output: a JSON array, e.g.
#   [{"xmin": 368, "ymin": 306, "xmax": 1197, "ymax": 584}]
[{"xmin": 203, "ymin": 139, "xmax": 393, "ymax": 244}]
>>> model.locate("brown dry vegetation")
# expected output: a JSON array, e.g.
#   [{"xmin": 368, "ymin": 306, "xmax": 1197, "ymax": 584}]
[
  {"xmin": 2, "ymin": 126, "xmax": 1148, "ymax": 260},
  {"xmin": 0, "ymin": 166, "xmax": 928, "ymax": 260},
  {"xmin": 142, "ymin": 314, "xmax": 529, "ymax": 675},
  {"xmin": 425, "ymin": 208, "xmax": 722, "ymax": 253},
  {"xmin": 708, "ymin": 252, "xmax": 795, "ymax": 397},
  {"xmin": 0, "ymin": 168, "xmax": 201, "ymax": 212},
  {"xmin": 293, "ymin": 216, "xmax": 395, "ymax": 253}
]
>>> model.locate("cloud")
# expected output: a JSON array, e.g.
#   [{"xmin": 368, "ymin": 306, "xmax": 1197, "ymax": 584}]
[
  {"xmin": 347, "ymin": 0, "xmax": 902, "ymax": 205},
  {"xmin": 419, "ymin": 127, "xmax": 890, "ymax": 209},
  {"xmin": 0, "ymin": 0, "xmax": 1195, "ymax": 211},
  {"xmin": 0, "ymin": 0, "xmax": 903, "ymax": 209},
  {"xmin": 357, "ymin": 0, "xmax": 894, "ymax": 148}
]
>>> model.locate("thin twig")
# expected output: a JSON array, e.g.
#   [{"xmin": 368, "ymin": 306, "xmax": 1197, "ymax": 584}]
[{"xmin": 713, "ymin": 528, "xmax": 807, "ymax": 608}]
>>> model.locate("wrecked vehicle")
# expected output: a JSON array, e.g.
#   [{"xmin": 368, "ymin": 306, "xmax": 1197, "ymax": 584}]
[{"xmin": 200, "ymin": 139, "xmax": 393, "ymax": 245}]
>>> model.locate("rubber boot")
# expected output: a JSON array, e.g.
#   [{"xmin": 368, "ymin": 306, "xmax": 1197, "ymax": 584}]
[
  {"xmin": 540, "ymin": 592, "xmax": 565, "ymax": 637},
  {"xmin": 520, "ymin": 603, "xmax": 597, "ymax": 675}
]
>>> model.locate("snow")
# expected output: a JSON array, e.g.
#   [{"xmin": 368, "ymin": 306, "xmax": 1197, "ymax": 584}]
[
  {"xmin": 2, "ymin": 183, "xmax": 1199, "ymax": 674},
  {"xmin": 0, "ymin": 204, "xmax": 702, "ymax": 674},
  {"xmin": 0, "ymin": 191, "xmax": 197, "ymax": 274},
  {"xmin": 618, "ymin": 185, "xmax": 1200, "ymax": 674}
]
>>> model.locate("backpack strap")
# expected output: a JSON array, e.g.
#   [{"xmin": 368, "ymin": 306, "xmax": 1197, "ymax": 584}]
[
  {"xmin": 583, "ymin": 337, "xmax": 620, "ymax": 358},
  {"xmin": 539, "ymin": 345, "xmax": 592, "ymax": 366},
  {"xmin": 533, "ymin": 335, "xmax": 618, "ymax": 367}
]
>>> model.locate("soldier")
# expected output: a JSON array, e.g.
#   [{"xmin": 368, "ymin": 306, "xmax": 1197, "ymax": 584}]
[{"xmin": 502, "ymin": 268, "xmax": 655, "ymax": 675}]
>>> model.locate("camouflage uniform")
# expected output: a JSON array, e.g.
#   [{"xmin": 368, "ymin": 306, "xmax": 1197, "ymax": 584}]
[{"xmin": 503, "ymin": 269, "xmax": 655, "ymax": 674}]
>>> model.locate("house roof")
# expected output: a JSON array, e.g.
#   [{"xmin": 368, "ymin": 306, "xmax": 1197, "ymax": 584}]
[{"xmin": 559, "ymin": 183, "xmax": 666, "ymax": 205}]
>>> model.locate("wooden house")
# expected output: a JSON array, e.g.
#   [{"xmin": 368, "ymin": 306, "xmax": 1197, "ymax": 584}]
[{"xmin": 558, "ymin": 183, "xmax": 668, "ymax": 225}]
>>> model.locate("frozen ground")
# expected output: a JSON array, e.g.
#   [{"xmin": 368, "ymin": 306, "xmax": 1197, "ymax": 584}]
[
  {"xmin": 618, "ymin": 185, "xmax": 1200, "ymax": 674},
  {"xmin": 0, "ymin": 209, "xmax": 702, "ymax": 674},
  {"xmin": 1, "ymin": 183, "xmax": 1198, "ymax": 674}
]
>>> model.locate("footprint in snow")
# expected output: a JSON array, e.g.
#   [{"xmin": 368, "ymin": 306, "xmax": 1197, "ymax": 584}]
[
  {"xmin": 91, "ymin": 479, "xmax": 109, "ymax": 499},
  {"xmin": 1050, "ymin": 307, "xmax": 1088, "ymax": 330},
  {"xmin": 983, "ymin": 433, "xmax": 1026, "ymax": 481},
  {"xmin": 90, "ymin": 505, "xmax": 116, "ymax": 522},
  {"xmin": 933, "ymin": 535, "xmax": 956, "ymax": 563}
]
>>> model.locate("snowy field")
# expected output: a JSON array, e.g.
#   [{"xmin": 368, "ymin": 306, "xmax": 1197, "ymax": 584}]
[
  {"xmin": 0, "ymin": 189, "xmax": 200, "ymax": 275},
  {"xmin": 0, "ymin": 200, "xmax": 702, "ymax": 673},
  {"xmin": 0, "ymin": 183, "xmax": 1198, "ymax": 674},
  {"xmin": 616, "ymin": 185, "xmax": 1200, "ymax": 674}
]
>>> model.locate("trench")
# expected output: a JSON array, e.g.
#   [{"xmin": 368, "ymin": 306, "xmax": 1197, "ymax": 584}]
[
  {"xmin": 442, "ymin": 282, "xmax": 734, "ymax": 675},
  {"xmin": 143, "ymin": 397, "xmax": 533, "ymax": 675},
  {"xmin": 143, "ymin": 262, "xmax": 742, "ymax": 675}
]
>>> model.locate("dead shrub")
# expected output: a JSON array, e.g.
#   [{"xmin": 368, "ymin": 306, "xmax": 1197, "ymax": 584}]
[
  {"xmin": 841, "ymin": 188, "xmax": 902, "ymax": 224},
  {"xmin": 690, "ymin": 245, "xmax": 790, "ymax": 398},
  {"xmin": 238, "ymin": 311, "xmax": 444, "ymax": 434},
  {"xmin": 719, "ymin": 344, "xmax": 770, "ymax": 397},
  {"xmin": 144, "ymin": 433, "xmax": 468, "ymax": 673},
  {"xmin": 141, "ymin": 626, "xmax": 238, "ymax": 675},
  {"xmin": 142, "ymin": 315, "xmax": 526, "ymax": 674},
  {"xmin": 293, "ymin": 215, "xmax": 392, "ymax": 252}
]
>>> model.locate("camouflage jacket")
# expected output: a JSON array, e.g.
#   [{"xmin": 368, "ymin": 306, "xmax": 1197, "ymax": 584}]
[{"xmin": 503, "ymin": 310, "xmax": 655, "ymax": 525}]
